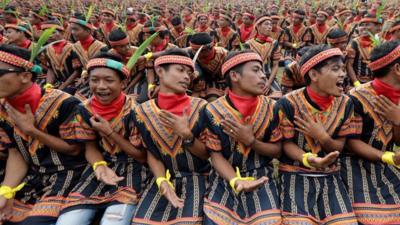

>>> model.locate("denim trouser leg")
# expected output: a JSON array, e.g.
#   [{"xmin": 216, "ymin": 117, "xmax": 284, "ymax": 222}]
[
  {"xmin": 56, "ymin": 208, "xmax": 97, "ymax": 225},
  {"xmin": 100, "ymin": 204, "xmax": 136, "ymax": 225}
]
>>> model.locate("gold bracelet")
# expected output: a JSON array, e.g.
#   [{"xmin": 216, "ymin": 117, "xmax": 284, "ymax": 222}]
[
  {"xmin": 92, "ymin": 160, "xmax": 107, "ymax": 171},
  {"xmin": 148, "ymin": 83, "xmax": 156, "ymax": 90},
  {"xmin": 0, "ymin": 183, "xmax": 25, "ymax": 199},
  {"xmin": 302, "ymin": 152, "xmax": 317, "ymax": 169}
]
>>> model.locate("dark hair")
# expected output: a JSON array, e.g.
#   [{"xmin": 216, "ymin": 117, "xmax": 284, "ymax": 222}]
[
  {"xmin": 108, "ymin": 28, "xmax": 127, "ymax": 42},
  {"xmin": 190, "ymin": 32, "xmax": 213, "ymax": 45},
  {"xmin": 171, "ymin": 16, "xmax": 182, "ymax": 26},
  {"xmin": 224, "ymin": 49, "xmax": 255, "ymax": 88},
  {"xmin": 370, "ymin": 40, "xmax": 400, "ymax": 78},
  {"xmin": 157, "ymin": 48, "xmax": 191, "ymax": 71},
  {"xmin": 0, "ymin": 44, "xmax": 37, "ymax": 81},
  {"xmin": 4, "ymin": 6, "xmax": 17, "ymax": 17},
  {"xmin": 392, "ymin": 20, "xmax": 400, "ymax": 31},
  {"xmin": 294, "ymin": 9, "xmax": 306, "ymax": 17},
  {"xmin": 299, "ymin": 44, "xmax": 343, "ymax": 85},
  {"xmin": 72, "ymin": 13, "xmax": 92, "ymax": 32},
  {"xmin": 327, "ymin": 28, "xmax": 348, "ymax": 40},
  {"xmin": 89, "ymin": 52, "xmax": 126, "ymax": 80},
  {"xmin": 139, "ymin": 20, "xmax": 169, "ymax": 42}
]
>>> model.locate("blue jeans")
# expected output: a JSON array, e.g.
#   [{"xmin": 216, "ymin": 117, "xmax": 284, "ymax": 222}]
[{"xmin": 56, "ymin": 204, "xmax": 136, "ymax": 225}]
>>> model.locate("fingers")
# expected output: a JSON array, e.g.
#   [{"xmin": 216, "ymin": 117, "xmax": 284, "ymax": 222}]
[
  {"xmin": 221, "ymin": 121, "xmax": 237, "ymax": 137},
  {"xmin": 379, "ymin": 95, "xmax": 394, "ymax": 107},
  {"xmin": 24, "ymin": 104, "xmax": 32, "ymax": 114}
]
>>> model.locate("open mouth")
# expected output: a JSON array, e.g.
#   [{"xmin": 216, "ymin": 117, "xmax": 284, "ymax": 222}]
[
  {"xmin": 335, "ymin": 80, "xmax": 344, "ymax": 91},
  {"xmin": 95, "ymin": 92, "xmax": 111, "ymax": 98}
]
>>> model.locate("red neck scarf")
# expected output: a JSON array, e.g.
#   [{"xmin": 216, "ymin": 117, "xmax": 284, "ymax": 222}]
[
  {"xmin": 221, "ymin": 27, "xmax": 231, "ymax": 37},
  {"xmin": 256, "ymin": 34, "xmax": 272, "ymax": 43},
  {"xmin": 228, "ymin": 90, "xmax": 259, "ymax": 119},
  {"xmin": 127, "ymin": 22, "xmax": 137, "ymax": 30},
  {"xmin": 360, "ymin": 36, "xmax": 373, "ymax": 48},
  {"xmin": 52, "ymin": 40, "xmax": 67, "ymax": 54},
  {"xmin": 198, "ymin": 24, "xmax": 208, "ymax": 32},
  {"xmin": 18, "ymin": 39, "xmax": 31, "ymax": 49},
  {"xmin": 152, "ymin": 38, "xmax": 168, "ymax": 52},
  {"xmin": 372, "ymin": 79, "xmax": 400, "ymax": 104},
  {"xmin": 6, "ymin": 83, "xmax": 42, "ymax": 113},
  {"xmin": 90, "ymin": 92, "xmax": 126, "ymax": 121},
  {"xmin": 79, "ymin": 35, "xmax": 94, "ymax": 51},
  {"xmin": 34, "ymin": 23, "xmax": 42, "ymax": 30},
  {"xmin": 316, "ymin": 23, "xmax": 327, "ymax": 33},
  {"xmin": 139, "ymin": 18, "xmax": 146, "ymax": 24},
  {"xmin": 157, "ymin": 92, "xmax": 191, "ymax": 116},
  {"xmin": 184, "ymin": 15, "xmax": 192, "ymax": 23},
  {"xmin": 9, "ymin": 18, "xmax": 18, "ymax": 24},
  {"xmin": 293, "ymin": 24, "xmax": 302, "ymax": 34},
  {"xmin": 104, "ymin": 22, "xmax": 115, "ymax": 33},
  {"xmin": 240, "ymin": 24, "xmax": 254, "ymax": 42},
  {"xmin": 306, "ymin": 86, "xmax": 334, "ymax": 111},
  {"xmin": 237, "ymin": 19, "xmax": 243, "ymax": 26}
]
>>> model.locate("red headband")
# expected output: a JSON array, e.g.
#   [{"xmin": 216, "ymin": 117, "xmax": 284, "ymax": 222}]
[
  {"xmin": 390, "ymin": 25, "xmax": 400, "ymax": 33},
  {"xmin": 271, "ymin": 15, "xmax": 280, "ymax": 20},
  {"xmin": 293, "ymin": 13, "xmax": 305, "ymax": 19},
  {"xmin": 41, "ymin": 24, "xmax": 64, "ymax": 31},
  {"xmin": 155, "ymin": 55, "xmax": 195, "ymax": 71},
  {"xmin": 101, "ymin": 9, "xmax": 115, "ymax": 17},
  {"xmin": 87, "ymin": 58, "xmax": 130, "ymax": 78},
  {"xmin": 300, "ymin": 48, "xmax": 343, "ymax": 77},
  {"xmin": 359, "ymin": 17, "xmax": 382, "ymax": 24},
  {"xmin": 190, "ymin": 42, "xmax": 214, "ymax": 50},
  {"xmin": 5, "ymin": 24, "xmax": 32, "ymax": 37},
  {"xmin": 255, "ymin": 16, "xmax": 272, "ymax": 27},
  {"xmin": 142, "ymin": 25, "xmax": 167, "ymax": 33},
  {"xmin": 369, "ymin": 45, "xmax": 400, "ymax": 71},
  {"xmin": 0, "ymin": 50, "xmax": 41, "ymax": 74},
  {"xmin": 317, "ymin": 11, "xmax": 329, "ymax": 18},
  {"xmin": 109, "ymin": 37, "xmax": 130, "ymax": 47},
  {"xmin": 221, "ymin": 52, "xmax": 263, "ymax": 75},
  {"xmin": 337, "ymin": 9, "xmax": 352, "ymax": 16},
  {"xmin": 327, "ymin": 36, "xmax": 348, "ymax": 44},
  {"xmin": 243, "ymin": 13, "xmax": 255, "ymax": 20},
  {"xmin": 197, "ymin": 13, "xmax": 208, "ymax": 20}
]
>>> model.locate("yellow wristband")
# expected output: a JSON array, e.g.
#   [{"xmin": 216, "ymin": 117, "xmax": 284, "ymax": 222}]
[
  {"xmin": 92, "ymin": 161, "xmax": 108, "ymax": 171},
  {"xmin": 148, "ymin": 83, "xmax": 156, "ymax": 90},
  {"xmin": 0, "ymin": 183, "xmax": 25, "ymax": 199},
  {"xmin": 144, "ymin": 52, "xmax": 153, "ymax": 61},
  {"xmin": 156, "ymin": 169, "xmax": 174, "ymax": 190},
  {"xmin": 382, "ymin": 151, "xmax": 400, "ymax": 169},
  {"xmin": 353, "ymin": 81, "xmax": 361, "ymax": 87},
  {"xmin": 229, "ymin": 167, "xmax": 255, "ymax": 194},
  {"xmin": 302, "ymin": 152, "xmax": 317, "ymax": 169},
  {"xmin": 43, "ymin": 83, "xmax": 53, "ymax": 90}
]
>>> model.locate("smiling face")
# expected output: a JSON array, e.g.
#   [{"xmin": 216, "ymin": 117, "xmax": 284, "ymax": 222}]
[
  {"xmin": 113, "ymin": 43, "xmax": 130, "ymax": 56},
  {"xmin": 89, "ymin": 67, "xmax": 124, "ymax": 105},
  {"xmin": 358, "ymin": 21, "xmax": 381, "ymax": 37},
  {"xmin": 308, "ymin": 58, "xmax": 346, "ymax": 97},
  {"xmin": 157, "ymin": 64, "xmax": 193, "ymax": 94},
  {"xmin": 229, "ymin": 61, "xmax": 266, "ymax": 96},
  {"xmin": 316, "ymin": 14, "xmax": 327, "ymax": 25},
  {"xmin": 198, "ymin": 16, "xmax": 208, "ymax": 26},
  {"xmin": 70, "ymin": 23, "xmax": 91, "ymax": 41},
  {"xmin": 102, "ymin": 13, "xmax": 114, "ymax": 23}
]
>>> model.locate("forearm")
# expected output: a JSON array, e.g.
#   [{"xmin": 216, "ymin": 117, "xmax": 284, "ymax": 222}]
[
  {"xmin": 85, "ymin": 141, "xmax": 105, "ymax": 164},
  {"xmin": 108, "ymin": 132, "xmax": 146, "ymax": 163},
  {"xmin": 186, "ymin": 138, "xmax": 209, "ymax": 160},
  {"xmin": 252, "ymin": 141, "xmax": 281, "ymax": 158},
  {"xmin": 268, "ymin": 61, "xmax": 279, "ymax": 84},
  {"xmin": 346, "ymin": 61, "xmax": 358, "ymax": 83},
  {"xmin": 46, "ymin": 69, "xmax": 55, "ymax": 84},
  {"xmin": 147, "ymin": 151, "xmax": 166, "ymax": 178},
  {"xmin": 347, "ymin": 139, "xmax": 383, "ymax": 162},
  {"xmin": 2, "ymin": 149, "xmax": 28, "ymax": 187},
  {"xmin": 28, "ymin": 128, "xmax": 81, "ymax": 155},
  {"xmin": 210, "ymin": 152, "xmax": 236, "ymax": 181},
  {"xmin": 59, "ymin": 71, "xmax": 80, "ymax": 89},
  {"xmin": 283, "ymin": 141, "xmax": 306, "ymax": 163},
  {"xmin": 319, "ymin": 135, "xmax": 345, "ymax": 153},
  {"xmin": 146, "ymin": 69, "xmax": 155, "ymax": 85}
]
